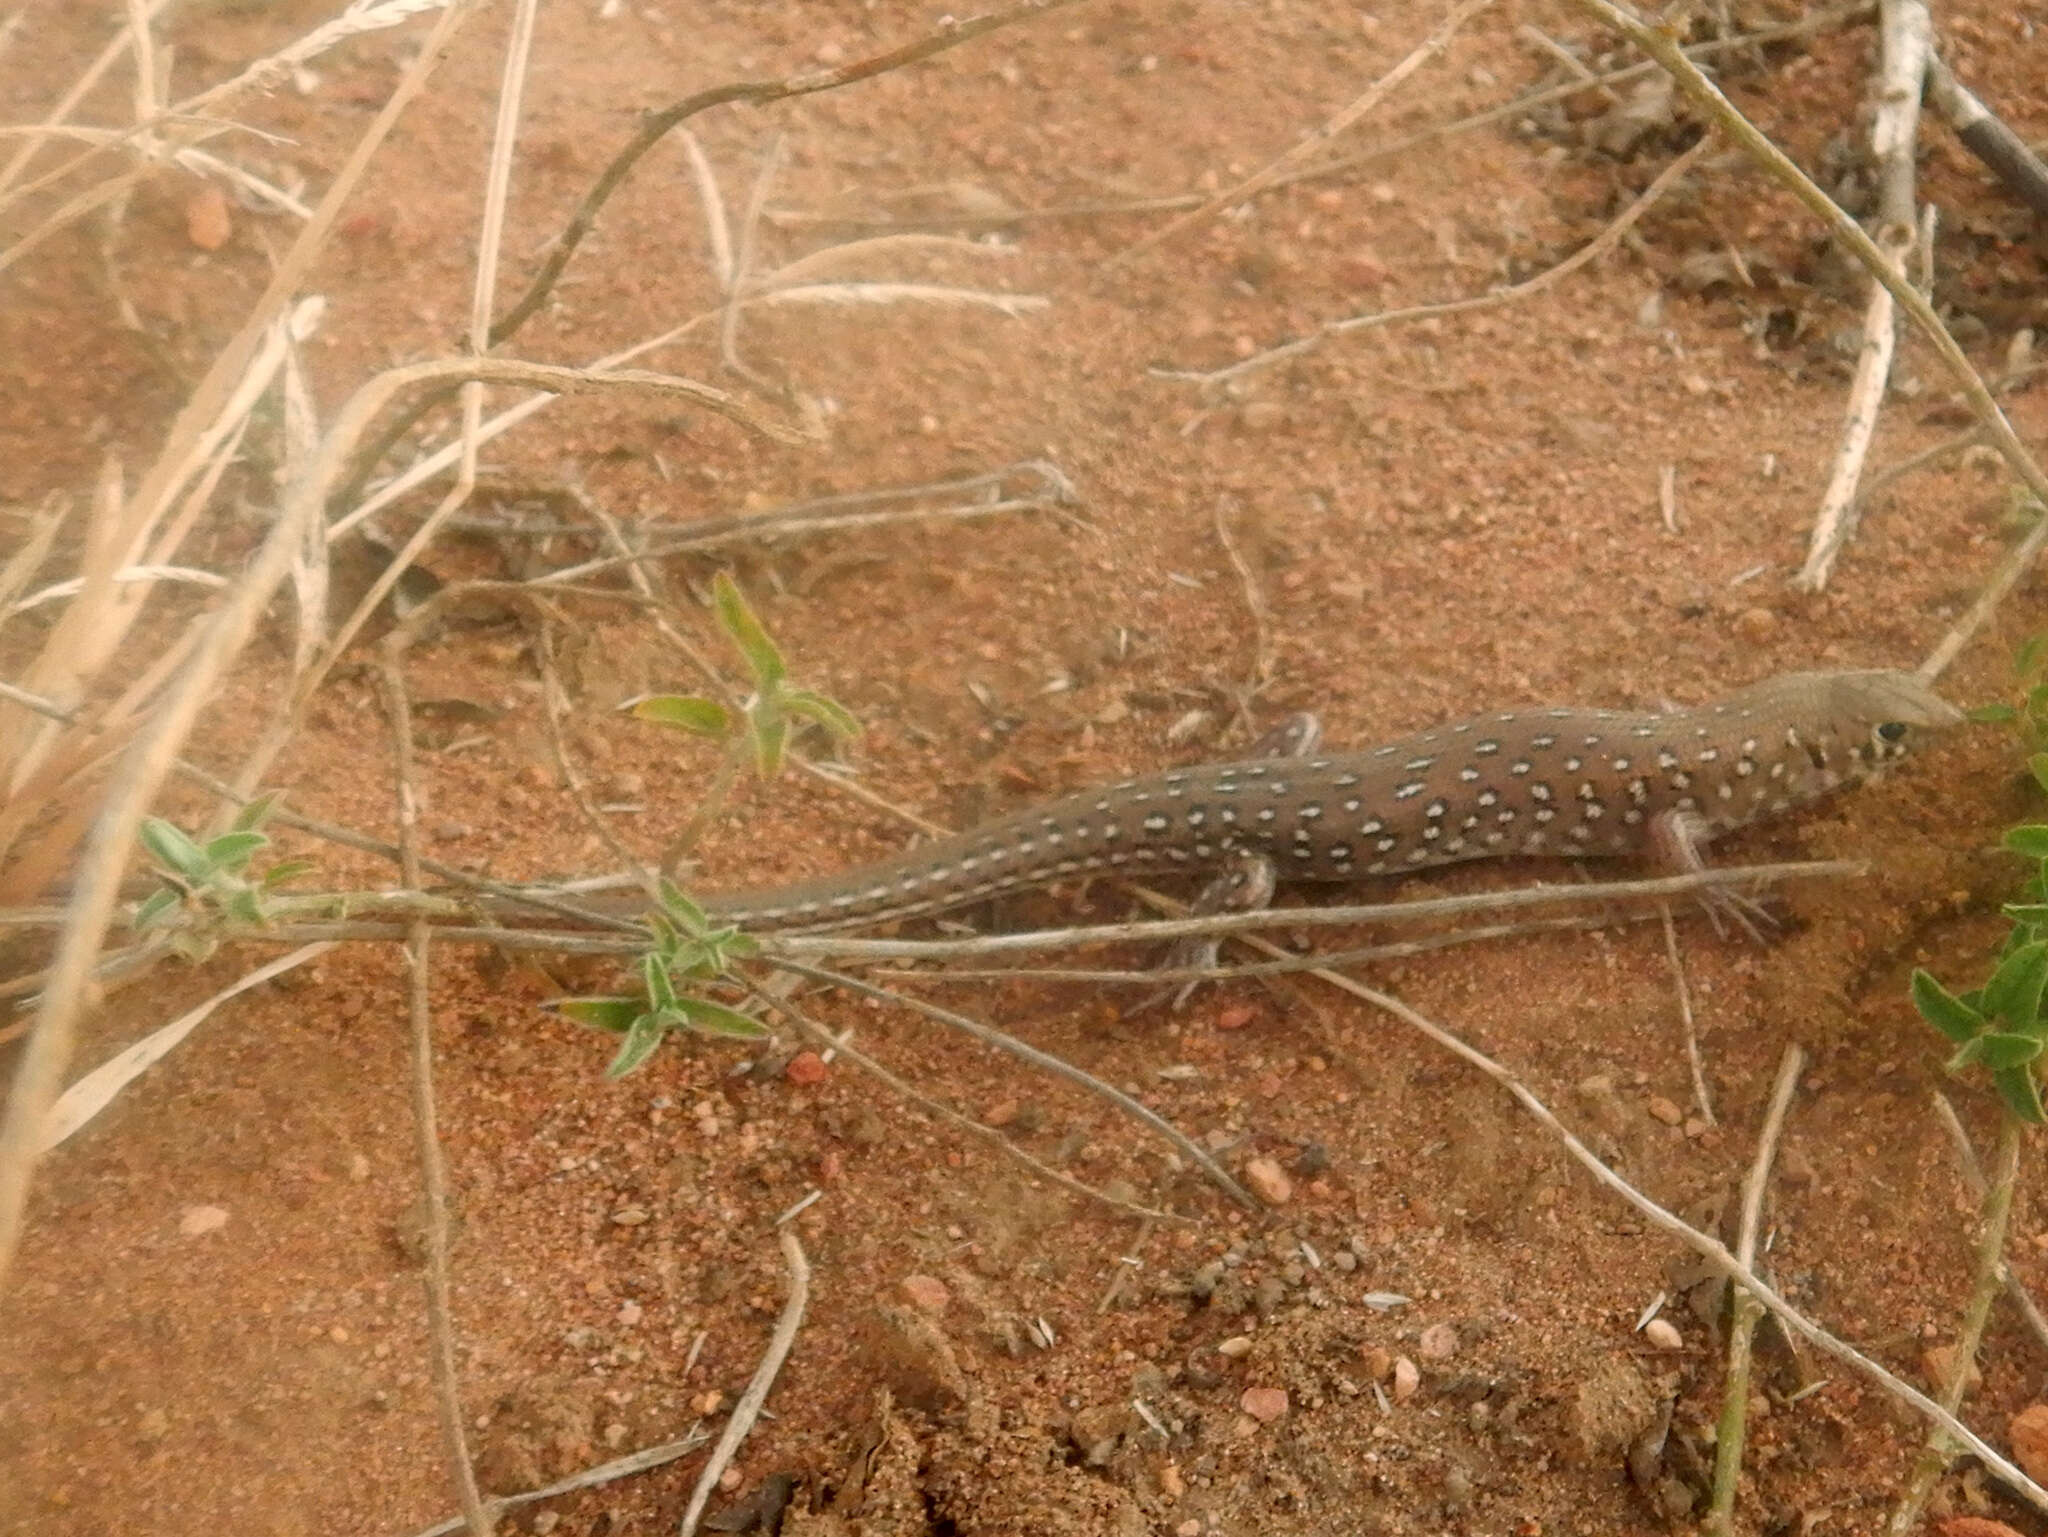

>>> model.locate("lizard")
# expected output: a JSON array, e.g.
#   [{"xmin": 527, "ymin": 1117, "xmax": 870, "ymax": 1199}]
[{"xmin": 555, "ymin": 668, "xmax": 1963, "ymax": 936}]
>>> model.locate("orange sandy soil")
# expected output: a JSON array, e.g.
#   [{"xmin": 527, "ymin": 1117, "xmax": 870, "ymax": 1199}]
[{"xmin": 4, "ymin": 1, "xmax": 2048, "ymax": 1533}]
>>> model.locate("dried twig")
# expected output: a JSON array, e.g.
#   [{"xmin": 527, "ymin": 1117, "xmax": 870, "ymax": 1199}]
[
  {"xmin": 676, "ymin": 1225, "xmax": 809, "ymax": 1537},
  {"xmin": 1103, "ymin": 0, "xmax": 1493, "ymax": 269},
  {"xmin": 488, "ymin": 0, "xmax": 1084, "ymax": 347},
  {"xmin": 773, "ymin": 958, "xmax": 1259, "ymax": 1210},
  {"xmin": 754, "ymin": 986, "xmax": 1186, "ymax": 1222},
  {"xmin": 1660, "ymin": 906, "xmax": 1714, "ymax": 1126},
  {"xmin": 379, "ymin": 643, "xmax": 492, "ymax": 1535},
  {"xmin": 1885, "ymin": 1111, "xmax": 2022, "ymax": 1535},
  {"xmin": 1210, "ymin": 496, "xmax": 1273, "ymax": 724},
  {"xmin": 1169, "ymin": 133, "xmax": 1712, "ymax": 390},
  {"xmin": 407, "ymin": 1429, "xmax": 711, "ymax": 1537},
  {"xmin": 1793, "ymin": 0, "xmax": 1928, "ymax": 591},
  {"xmin": 1705, "ymin": 1043, "xmax": 1804, "ymax": 1535},
  {"xmin": 1348, "ymin": 981, "xmax": 2048, "ymax": 1515},
  {"xmin": 1930, "ymin": 1092, "xmax": 2048, "ymax": 1356}
]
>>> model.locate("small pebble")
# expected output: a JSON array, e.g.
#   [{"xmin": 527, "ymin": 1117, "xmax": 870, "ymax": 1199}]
[
  {"xmin": 2010, "ymin": 1403, "xmax": 2048, "ymax": 1483},
  {"xmin": 1216, "ymin": 1335, "xmax": 1254, "ymax": 1359},
  {"xmin": 901, "ymin": 1275, "xmax": 950, "ymax": 1314},
  {"xmin": 1391, "ymin": 1356, "xmax": 1420, "ymax": 1402},
  {"xmin": 1646, "ymin": 1096, "xmax": 1683, "ymax": 1127},
  {"xmin": 784, "ymin": 1051, "xmax": 828, "ymax": 1086},
  {"xmin": 1239, "ymin": 1386, "xmax": 1289, "ymax": 1423},
  {"xmin": 1643, "ymin": 1317, "xmax": 1684, "ymax": 1350},
  {"xmin": 1243, "ymin": 1157, "xmax": 1293, "ymax": 1205},
  {"xmin": 179, "ymin": 1206, "xmax": 229, "ymax": 1237}
]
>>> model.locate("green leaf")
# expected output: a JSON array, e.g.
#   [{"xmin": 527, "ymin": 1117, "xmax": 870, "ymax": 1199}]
[
  {"xmin": 231, "ymin": 791, "xmax": 281, "ymax": 833},
  {"xmin": 642, "ymin": 953, "xmax": 679, "ymax": 1012},
  {"xmin": 2020, "ymin": 634, "xmax": 2048, "ymax": 678},
  {"xmin": 712, "ymin": 571, "xmax": 785, "ymax": 687},
  {"xmin": 631, "ymin": 695, "xmax": 733, "ymax": 737},
  {"xmin": 224, "ymin": 889, "xmax": 264, "ymax": 927},
  {"xmin": 1912, "ymin": 969, "xmax": 1986, "ymax": 1043},
  {"xmin": 747, "ymin": 713, "xmax": 790, "ymax": 779},
  {"xmin": 1973, "ymin": 1032, "xmax": 2045, "ymax": 1070},
  {"xmin": 1969, "ymin": 703, "xmax": 2019, "ymax": 724},
  {"xmin": 201, "ymin": 830, "xmax": 269, "ymax": 874},
  {"xmin": 550, "ymin": 996, "xmax": 646, "ymax": 1033},
  {"xmin": 140, "ymin": 817, "xmax": 211, "ymax": 881},
  {"xmin": 656, "ymin": 883, "xmax": 711, "ymax": 935},
  {"xmin": 1994, "ymin": 1064, "xmax": 2047, "ymax": 1124},
  {"xmin": 783, "ymin": 688, "xmax": 862, "ymax": 741},
  {"xmin": 2005, "ymin": 826, "xmax": 2048, "ymax": 860},
  {"xmin": 675, "ymin": 998, "xmax": 770, "ymax": 1040},
  {"xmin": 1984, "ymin": 940, "xmax": 2048, "ymax": 1026},
  {"xmin": 2030, "ymin": 756, "xmax": 2048, "ymax": 797},
  {"xmin": 133, "ymin": 888, "xmax": 181, "ymax": 932},
  {"xmin": 261, "ymin": 859, "xmax": 316, "ymax": 889},
  {"xmin": 606, "ymin": 1014, "xmax": 668, "ymax": 1078}
]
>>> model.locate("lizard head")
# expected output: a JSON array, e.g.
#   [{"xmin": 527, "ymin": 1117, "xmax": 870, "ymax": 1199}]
[{"xmin": 1809, "ymin": 669, "xmax": 1966, "ymax": 767}]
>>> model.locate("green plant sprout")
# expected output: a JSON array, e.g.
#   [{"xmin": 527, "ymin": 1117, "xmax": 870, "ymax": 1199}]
[
  {"xmin": 132, "ymin": 793, "xmax": 313, "ymax": 961},
  {"xmin": 563, "ymin": 573, "xmax": 860, "ymax": 1076},
  {"xmin": 1912, "ymin": 646, "xmax": 2048, "ymax": 1123},
  {"xmin": 630, "ymin": 569, "xmax": 859, "ymax": 778},
  {"xmin": 549, "ymin": 886, "xmax": 768, "ymax": 1078}
]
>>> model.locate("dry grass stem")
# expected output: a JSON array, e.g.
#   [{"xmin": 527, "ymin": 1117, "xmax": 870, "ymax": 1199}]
[
  {"xmin": 488, "ymin": 0, "xmax": 1086, "ymax": 346},
  {"xmin": 1706, "ymin": 1043, "xmax": 1804, "ymax": 1534},
  {"xmin": 876, "ymin": 911, "xmax": 1650, "ymax": 986},
  {"xmin": 407, "ymin": 1429, "xmax": 712, "ymax": 1537},
  {"xmin": 1931, "ymin": 1092, "xmax": 2048, "ymax": 1356},
  {"xmin": 0, "ymin": 0, "xmax": 486, "ymax": 1292},
  {"xmin": 1660, "ymin": 906, "xmax": 1714, "ymax": 1125}
]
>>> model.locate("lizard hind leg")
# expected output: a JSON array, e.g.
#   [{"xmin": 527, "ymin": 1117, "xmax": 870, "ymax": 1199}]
[{"xmin": 1123, "ymin": 711, "xmax": 1322, "ymax": 1019}]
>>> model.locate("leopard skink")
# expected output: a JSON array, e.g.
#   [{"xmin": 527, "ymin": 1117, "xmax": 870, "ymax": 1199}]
[{"xmin": 601, "ymin": 670, "xmax": 1962, "ymax": 934}]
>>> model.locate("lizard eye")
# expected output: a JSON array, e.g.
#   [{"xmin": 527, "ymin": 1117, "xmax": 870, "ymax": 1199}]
[{"xmin": 1875, "ymin": 720, "xmax": 1908, "ymax": 744}]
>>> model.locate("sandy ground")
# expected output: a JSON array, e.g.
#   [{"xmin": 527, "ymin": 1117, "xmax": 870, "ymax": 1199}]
[{"xmin": 5, "ymin": 0, "xmax": 2048, "ymax": 1532}]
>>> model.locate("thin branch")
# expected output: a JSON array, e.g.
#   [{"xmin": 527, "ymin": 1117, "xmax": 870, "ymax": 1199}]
[
  {"xmin": 406, "ymin": 1429, "xmax": 710, "ymax": 1537},
  {"xmin": 753, "ymin": 986, "xmax": 1186, "ymax": 1222},
  {"xmin": 1661, "ymin": 905, "xmax": 1714, "ymax": 1126},
  {"xmin": 1793, "ymin": 0, "xmax": 1927, "ymax": 591},
  {"xmin": 1930, "ymin": 1092, "xmax": 2048, "ymax": 1355}
]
